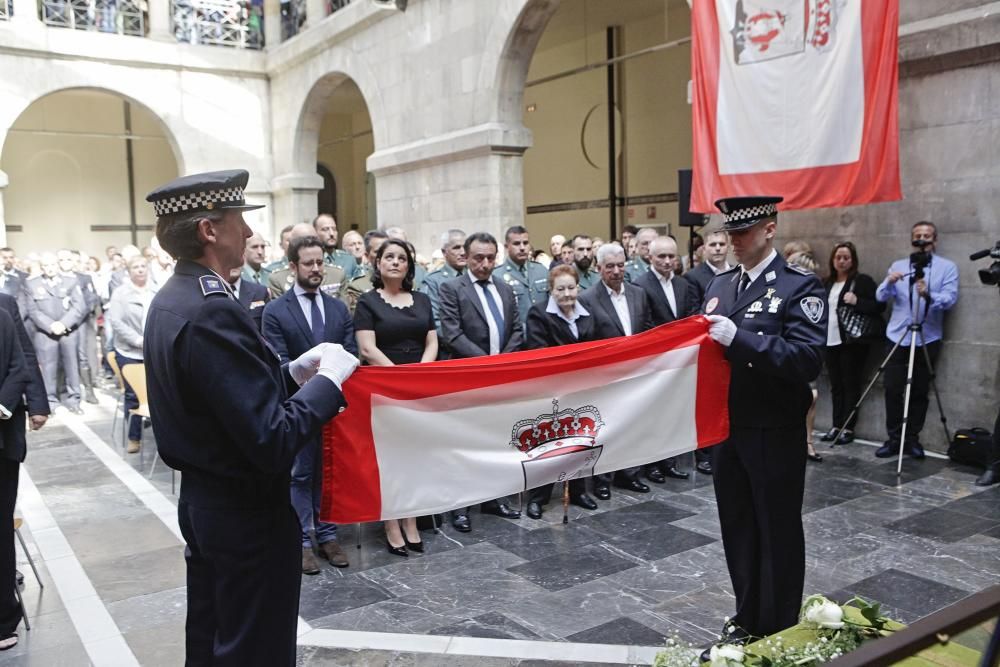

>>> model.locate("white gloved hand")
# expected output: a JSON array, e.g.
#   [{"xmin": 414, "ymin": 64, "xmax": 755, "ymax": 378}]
[
  {"xmin": 289, "ymin": 343, "xmax": 329, "ymax": 386},
  {"xmin": 706, "ymin": 314, "xmax": 738, "ymax": 348},
  {"xmin": 317, "ymin": 343, "xmax": 360, "ymax": 389}
]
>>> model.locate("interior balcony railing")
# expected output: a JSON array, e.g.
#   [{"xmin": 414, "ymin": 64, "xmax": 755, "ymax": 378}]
[
  {"xmin": 1, "ymin": 0, "xmax": 10, "ymax": 20},
  {"xmin": 41, "ymin": 0, "xmax": 146, "ymax": 36},
  {"xmin": 172, "ymin": 0, "xmax": 262, "ymax": 48},
  {"xmin": 281, "ymin": 0, "xmax": 350, "ymax": 41}
]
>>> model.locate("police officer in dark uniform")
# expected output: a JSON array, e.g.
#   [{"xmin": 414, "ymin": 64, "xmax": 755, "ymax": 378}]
[
  {"xmin": 142, "ymin": 170, "xmax": 359, "ymax": 667},
  {"xmin": 698, "ymin": 197, "xmax": 826, "ymax": 657},
  {"xmin": 493, "ymin": 225, "xmax": 548, "ymax": 327}
]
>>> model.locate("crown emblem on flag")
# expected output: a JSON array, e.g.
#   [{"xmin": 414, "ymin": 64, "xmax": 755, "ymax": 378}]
[{"xmin": 510, "ymin": 399, "xmax": 604, "ymax": 459}]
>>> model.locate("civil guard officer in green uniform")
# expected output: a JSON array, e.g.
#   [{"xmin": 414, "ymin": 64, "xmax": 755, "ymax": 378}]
[
  {"xmin": 493, "ymin": 225, "xmax": 549, "ymax": 327},
  {"xmin": 314, "ymin": 213, "xmax": 359, "ymax": 279},
  {"xmin": 419, "ymin": 228, "xmax": 467, "ymax": 334},
  {"xmin": 624, "ymin": 227, "xmax": 658, "ymax": 282}
]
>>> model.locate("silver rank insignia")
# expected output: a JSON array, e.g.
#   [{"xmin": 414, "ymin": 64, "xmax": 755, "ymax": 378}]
[
  {"xmin": 748, "ymin": 301, "xmax": 763, "ymax": 313},
  {"xmin": 768, "ymin": 297, "xmax": 782, "ymax": 313},
  {"xmin": 765, "ymin": 270, "xmax": 777, "ymax": 282},
  {"xmin": 764, "ymin": 288, "xmax": 776, "ymax": 300}
]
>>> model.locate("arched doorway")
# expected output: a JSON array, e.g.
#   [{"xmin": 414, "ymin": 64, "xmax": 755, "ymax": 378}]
[
  {"xmin": 317, "ymin": 162, "xmax": 337, "ymax": 219},
  {"xmin": 0, "ymin": 89, "xmax": 180, "ymax": 259},
  {"xmin": 515, "ymin": 0, "xmax": 693, "ymax": 245}
]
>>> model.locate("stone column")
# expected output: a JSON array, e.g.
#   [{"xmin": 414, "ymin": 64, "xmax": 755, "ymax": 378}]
[
  {"xmin": 146, "ymin": 0, "xmax": 172, "ymax": 40},
  {"xmin": 10, "ymin": 0, "xmax": 40, "ymax": 23},
  {"xmin": 367, "ymin": 122, "xmax": 533, "ymax": 256},
  {"xmin": 305, "ymin": 0, "xmax": 325, "ymax": 28},
  {"xmin": 263, "ymin": 0, "xmax": 280, "ymax": 48},
  {"xmin": 270, "ymin": 172, "xmax": 323, "ymax": 234}
]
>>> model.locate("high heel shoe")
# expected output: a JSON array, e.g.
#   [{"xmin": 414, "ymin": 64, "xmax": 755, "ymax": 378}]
[
  {"xmin": 386, "ymin": 540, "xmax": 409, "ymax": 557},
  {"xmin": 404, "ymin": 537, "xmax": 424, "ymax": 553}
]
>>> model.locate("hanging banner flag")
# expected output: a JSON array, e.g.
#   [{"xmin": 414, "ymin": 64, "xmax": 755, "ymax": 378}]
[
  {"xmin": 690, "ymin": 0, "xmax": 901, "ymax": 212},
  {"xmin": 320, "ymin": 317, "xmax": 729, "ymax": 523}
]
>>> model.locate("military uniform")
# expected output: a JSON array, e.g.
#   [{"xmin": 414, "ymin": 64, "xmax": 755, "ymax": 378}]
[
  {"xmin": 143, "ymin": 170, "xmax": 348, "ymax": 666},
  {"xmin": 701, "ymin": 197, "xmax": 826, "ymax": 641},
  {"xmin": 340, "ymin": 272, "xmax": 373, "ymax": 314},
  {"xmin": 624, "ymin": 256, "xmax": 650, "ymax": 283},
  {"xmin": 324, "ymin": 249, "xmax": 359, "ymax": 280},
  {"xmin": 267, "ymin": 264, "xmax": 346, "ymax": 302},
  {"xmin": 575, "ymin": 266, "xmax": 600, "ymax": 291},
  {"xmin": 263, "ymin": 257, "xmax": 287, "ymax": 275},
  {"xmin": 23, "ymin": 274, "xmax": 87, "ymax": 410},
  {"xmin": 241, "ymin": 263, "xmax": 271, "ymax": 286},
  {"xmin": 493, "ymin": 258, "xmax": 548, "ymax": 327},
  {"xmin": 419, "ymin": 264, "xmax": 462, "ymax": 333}
]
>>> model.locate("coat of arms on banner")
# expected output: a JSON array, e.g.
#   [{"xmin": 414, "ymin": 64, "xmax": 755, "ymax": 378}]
[
  {"xmin": 731, "ymin": 0, "xmax": 843, "ymax": 65},
  {"xmin": 510, "ymin": 400, "xmax": 604, "ymax": 491}
]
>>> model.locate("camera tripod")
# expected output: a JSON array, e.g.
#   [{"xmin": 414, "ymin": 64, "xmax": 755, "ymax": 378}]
[{"xmin": 831, "ymin": 277, "xmax": 951, "ymax": 476}]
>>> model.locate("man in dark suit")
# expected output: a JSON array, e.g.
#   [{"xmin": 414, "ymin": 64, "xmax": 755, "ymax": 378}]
[
  {"xmin": 262, "ymin": 236, "xmax": 356, "ymax": 574},
  {"xmin": 0, "ymin": 307, "xmax": 30, "ymax": 648},
  {"xmin": 227, "ymin": 267, "xmax": 270, "ymax": 331},
  {"xmin": 634, "ymin": 235, "xmax": 706, "ymax": 480},
  {"xmin": 24, "ymin": 253, "xmax": 87, "ymax": 414},
  {"xmin": 439, "ymin": 232, "xmax": 523, "ymax": 531},
  {"xmin": 698, "ymin": 197, "xmax": 825, "ymax": 659},
  {"xmin": 577, "ymin": 242, "xmax": 654, "ymax": 498},
  {"xmin": 684, "ymin": 229, "xmax": 731, "ymax": 306},
  {"xmin": 0, "ymin": 294, "xmax": 49, "ymax": 433}
]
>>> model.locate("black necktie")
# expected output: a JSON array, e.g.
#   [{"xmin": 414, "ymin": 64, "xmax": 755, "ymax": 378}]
[
  {"xmin": 304, "ymin": 292, "xmax": 325, "ymax": 345},
  {"xmin": 476, "ymin": 279, "xmax": 506, "ymax": 347},
  {"xmin": 737, "ymin": 271, "xmax": 750, "ymax": 296}
]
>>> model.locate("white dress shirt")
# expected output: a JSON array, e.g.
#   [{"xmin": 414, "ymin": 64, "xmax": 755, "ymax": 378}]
[
  {"xmin": 738, "ymin": 249, "xmax": 777, "ymax": 291},
  {"xmin": 293, "ymin": 282, "xmax": 326, "ymax": 329},
  {"xmin": 470, "ymin": 273, "xmax": 502, "ymax": 355},
  {"xmin": 655, "ymin": 270, "xmax": 677, "ymax": 317},
  {"xmin": 604, "ymin": 283, "xmax": 632, "ymax": 336},
  {"xmin": 546, "ymin": 296, "xmax": 590, "ymax": 339}
]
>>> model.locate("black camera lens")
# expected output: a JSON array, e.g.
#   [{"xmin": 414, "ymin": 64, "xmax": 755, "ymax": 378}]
[{"xmin": 979, "ymin": 262, "xmax": 1000, "ymax": 286}]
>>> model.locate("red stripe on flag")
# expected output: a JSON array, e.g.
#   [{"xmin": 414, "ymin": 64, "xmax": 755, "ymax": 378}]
[{"xmin": 321, "ymin": 317, "xmax": 729, "ymax": 524}]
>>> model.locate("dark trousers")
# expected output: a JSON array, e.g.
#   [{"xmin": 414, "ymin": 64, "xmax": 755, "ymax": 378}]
[
  {"xmin": 713, "ymin": 425, "xmax": 807, "ymax": 637},
  {"xmin": 290, "ymin": 438, "xmax": 337, "ymax": 548},
  {"xmin": 35, "ymin": 330, "xmax": 80, "ymax": 407},
  {"xmin": 116, "ymin": 353, "xmax": 143, "ymax": 442},
  {"xmin": 178, "ymin": 499, "xmax": 301, "ymax": 667},
  {"xmin": 883, "ymin": 340, "xmax": 941, "ymax": 445},
  {"xmin": 0, "ymin": 460, "xmax": 20, "ymax": 636},
  {"xmin": 529, "ymin": 478, "xmax": 587, "ymax": 505},
  {"xmin": 77, "ymin": 318, "xmax": 98, "ymax": 389},
  {"xmin": 596, "ymin": 467, "xmax": 640, "ymax": 487},
  {"xmin": 825, "ymin": 343, "xmax": 869, "ymax": 431}
]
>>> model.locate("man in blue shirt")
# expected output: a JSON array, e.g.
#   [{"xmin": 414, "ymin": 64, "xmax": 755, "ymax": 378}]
[{"xmin": 874, "ymin": 221, "xmax": 958, "ymax": 459}]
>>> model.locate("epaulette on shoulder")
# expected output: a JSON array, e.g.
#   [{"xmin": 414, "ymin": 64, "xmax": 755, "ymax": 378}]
[
  {"xmin": 717, "ymin": 266, "xmax": 740, "ymax": 277},
  {"xmin": 198, "ymin": 274, "xmax": 230, "ymax": 298},
  {"xmin": 786, "ymin": 264, "xmax": 814, "ymax": 276}
]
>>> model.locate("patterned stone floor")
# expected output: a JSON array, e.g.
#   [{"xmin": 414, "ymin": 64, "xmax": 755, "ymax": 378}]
[{"xmin": 6, "ymin": 388, "xmax": 999, "ymax": 665}]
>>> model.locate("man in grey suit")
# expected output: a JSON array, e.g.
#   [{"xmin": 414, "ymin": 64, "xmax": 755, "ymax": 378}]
[
  {"xmin": 578, "ymin": 242, "xmax": 654, "ymax": 498},
  {"xmin": 24, "ymin": 253, "xmax": 87, "ymax": 414},
  {"xmin": 438, "ymin": 232, "xmax": 523, "ymax": 531},
  {"xmin": 634, "ymin": 236, "xmax": 710, "ymax": 479}
]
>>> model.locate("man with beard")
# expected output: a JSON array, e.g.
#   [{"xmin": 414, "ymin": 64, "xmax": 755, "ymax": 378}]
[
  {"xmin": 566, "ymin": 234, "xmax": 598, "ymax": 290},
  {"xmin": 267, "ymin": 223, "xmax": 347, "ymax": 300},
  {"xmin": 313, "ymin": 214, "xmax": 359, "ymax": 280}
]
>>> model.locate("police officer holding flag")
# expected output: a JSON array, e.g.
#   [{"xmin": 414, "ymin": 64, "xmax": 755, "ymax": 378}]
[
  {"xmin": 698, "ymin": 196, "xmax": 826, "ymax": 658},
  {"xmin": 142, "ymin": 170, "xmax": 358, "ymax": 666}
]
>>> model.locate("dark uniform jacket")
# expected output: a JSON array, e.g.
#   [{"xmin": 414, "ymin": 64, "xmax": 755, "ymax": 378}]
[
  {"xmin": 235, "ymin": 279, "xmax": 270, "ymax": 331},
  {"xmin": 524, "ymin": 302, "xmax": 597, "ymax": 349},
  {"xmin": 684, "ymin": 261, "xmax": 720, "ymax": 306},
  {"xmin": 577, "ymin": 281, "xmax": 654, "ymax": 340},
  {"xmin": 634, "ymin": 270, "xmax": 699, "ymax": 325},
  {"xmin": 143, "ymin": 260, "xmax": 346, "ymax": 506},
  {"xmin": 0, "ymin": 293, "xmax": 48, "ymax": 420},
  {"xmin": 438, "ymin": 273, "xmax": 523, "ymax": 358},
  {"xmin": 23, "ymin": 274, "xmax": 87, "ymax": 338},
  {"xmin": 702, "ymin": 253, "xmax": 826, "ymax": 428},
  {"xmin": 0, "ymin": 309, "xmax": 30, "ymax": 462}
]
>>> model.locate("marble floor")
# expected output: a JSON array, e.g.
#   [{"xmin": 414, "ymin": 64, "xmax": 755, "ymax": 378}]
[{"xmin": 6, "ymin": 388, "xmax": 999, "ymax": 665}]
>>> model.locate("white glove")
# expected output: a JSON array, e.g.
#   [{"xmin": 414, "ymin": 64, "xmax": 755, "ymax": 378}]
[
  {"xmin": 706, "ymin": 314, "xmax": 738, "ymax": 348},
  {"xmin": 317, "ymin": 343, "xmax": 359, "ymax": 389},
  {"xmin": 289, "ymin": 343, "xmax": 329, "ymax": 386}
]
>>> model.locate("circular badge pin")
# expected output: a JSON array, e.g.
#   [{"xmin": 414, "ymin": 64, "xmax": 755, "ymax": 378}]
[{"xmin": 705, "ymin": 297, "xmax": 719, "ymax": 314}]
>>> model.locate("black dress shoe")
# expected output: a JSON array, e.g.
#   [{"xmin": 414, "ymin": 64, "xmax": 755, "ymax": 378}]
[
  {"xmin": 404, "ymin": 537, "xmax": 424, "ymax": 553},
  {"xmin": 835, "ymin": 430, "xmax": 854, "ymax": 445},
  {"xmin": 807, "ymin": 451, "xmax": 824, "ymax": 462},
  {"xmin": 819, "ymin": 428, "xmax": 838, "ymax": 442},
  {"xmin": 526, "ymin": 501, "xmax": 543, "ymax": 520},
  {"xmin": 386, "ymin": 540, "xmax": 409, "ymax": 557},
  {"xmin": 594, "ymin": 486, "xmax": 611, "ymax": 500},
  {"xmin": 904, "ymin": 442, "xmax": 925, "ymax": 459},
  {"xmin": 875, "ymin": 442, "xmax": 899, "ymax": 458},
  {"xmin": 570, "ymin": 494, "xmax": 598, "ymax": 510},
  {"xmin": 452, "ymin": 514, "xmax": 471, "ymax": 532},
  {"xmin": 976, "ymin": 466, "xmax": 1000, "ymax": 486},
  {"xmin": 665, "ymin": 467, "xmax": 690, "ymax": 480},
  {"xmin": 645, "ymin": 468, "xmax": 666, "ymax": 484},
  {"xmin": 696, "ymin": 461, "xmax": 713, "ymax": 475},
  {"xmin": 483, "ymin": 502, "xmax": 521, "ymax": 519},
  {"xmin": 614, "ymin": 479, "xmax": 650, "ymax": 493}
]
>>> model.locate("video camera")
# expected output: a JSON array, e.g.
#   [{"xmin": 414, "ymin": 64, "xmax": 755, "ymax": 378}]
[
  {"xmin": 910, "ymin": 239, "xmax": 933, "ymax": 280},
  {"xmin": 970, "ymin": 241, "xmax": 1000, "ymax": 287}
]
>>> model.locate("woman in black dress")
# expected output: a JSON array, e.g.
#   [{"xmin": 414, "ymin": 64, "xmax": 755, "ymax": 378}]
[
  {"xmin": 819, "ymin": 241, "xmax": 884, "ymax": 445},
  {"xmin": 354, "ymin": 239, "xmax": 437, "ymax": 557},
  {"xmin": 523, "ymin": 264, "xmax": 599, "ymax": 520}
]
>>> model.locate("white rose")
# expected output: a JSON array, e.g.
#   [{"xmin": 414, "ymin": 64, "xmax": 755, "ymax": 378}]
[
  {"xmin": 709, "ymin": 643, "xmax": 745, "ymax": 666},
  {"xmin": 803, "ymin": 599, "xmax": 844, "ymax": 630}
]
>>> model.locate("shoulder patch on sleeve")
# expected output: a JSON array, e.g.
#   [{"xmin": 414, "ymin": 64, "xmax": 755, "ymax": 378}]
[
  {"xmin": 199, "ymin": 275, "xmax": 229, "ymax": 297},
  {"xmin": 787, "ymin": 264, "xmax": 813, "ymax": 276}
]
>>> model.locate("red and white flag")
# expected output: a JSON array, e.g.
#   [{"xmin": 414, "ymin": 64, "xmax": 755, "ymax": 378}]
[
  {"xmin": 690, "ymin": 0, "xmax": 901, "ymax": 211},
  {"xmin": 320, "ymin": 317, "xmax": 730, "ymax": 523}
]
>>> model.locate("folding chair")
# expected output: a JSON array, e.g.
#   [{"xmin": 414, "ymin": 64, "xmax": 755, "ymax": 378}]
[
  {"xmin": 106, "ymin": 351, "xmax": 127, "ymax": 448},
  {"xmin": 13, "ymin": 518, "xmax": 42, "ymax": 632}
]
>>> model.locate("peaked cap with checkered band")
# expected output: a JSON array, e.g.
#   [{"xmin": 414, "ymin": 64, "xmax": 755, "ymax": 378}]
[
  {"xmin": 146, "ymin": 169, "xmax": 264, "ymax": 218},
  {"xmin": 714, "ymin": 196, "xmax": 783, "ymax": 231}
]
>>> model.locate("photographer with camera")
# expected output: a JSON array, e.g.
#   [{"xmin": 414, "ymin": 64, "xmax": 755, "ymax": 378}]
[{"xmin": 874, "ymin": 222, "xmax": 958, "ymax": 459}]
